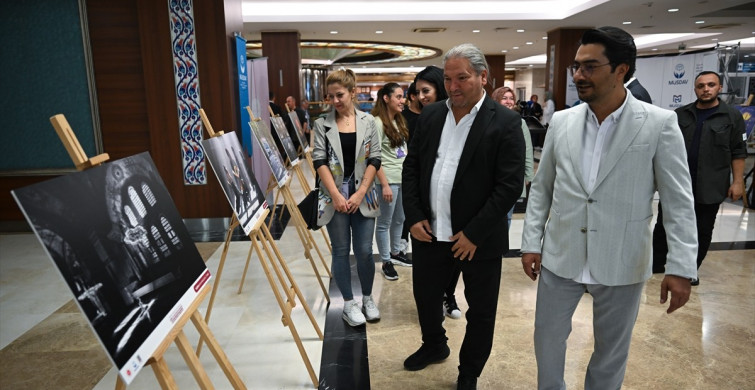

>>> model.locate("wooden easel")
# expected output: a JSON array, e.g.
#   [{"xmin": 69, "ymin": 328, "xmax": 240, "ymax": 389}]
[
  {"xmin": 50, "ymin": 114, "xmax": 110, "ymax": 170},
  {"xmin": 247, "ymin": 107, "xmax": 332, "ymax": 286},
  {"xmin": 266, "ymin": 106, "xmax": 333, "ymax": 253},
  {"xmin": 50, "ymin": 114, "xmax": 246, "ymax": 389},
  {"xmin": 196, "ymin": 110, "xmax": 323, "ymax": 387}
]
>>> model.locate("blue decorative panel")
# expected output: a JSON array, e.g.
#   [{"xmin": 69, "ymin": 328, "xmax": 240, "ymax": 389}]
[{"xmin": 168, "ymin": 0, "xmax": 206, "ymax": 185}]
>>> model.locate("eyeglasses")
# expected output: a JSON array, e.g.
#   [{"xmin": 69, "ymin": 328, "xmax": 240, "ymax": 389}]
[{"xmin": 568, "ymin": 62, "xmax": 611, "ymax": 77}]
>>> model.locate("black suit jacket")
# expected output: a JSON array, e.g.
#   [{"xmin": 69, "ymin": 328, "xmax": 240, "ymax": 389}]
[
  {"xmin": 402, "ymin": 96, "xmax": 525, "ymax": 259},
  {"xmin": 627, "ymin": 79, "xmax": 652, "ymax": 104}
]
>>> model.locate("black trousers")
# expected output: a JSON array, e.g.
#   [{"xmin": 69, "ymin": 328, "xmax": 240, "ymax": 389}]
[
  {"xmin": 411, "ymin": 238, "xmax": 502, "ymax": 377},
  {"xmin": 652, "ymin": 202, "xmax": 719, "ymax": 273}
]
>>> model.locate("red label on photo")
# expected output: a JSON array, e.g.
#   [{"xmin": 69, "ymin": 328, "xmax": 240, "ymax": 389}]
[{"xmin": 194, "ymin": 269, "xmax": 211, "ymax": 292}]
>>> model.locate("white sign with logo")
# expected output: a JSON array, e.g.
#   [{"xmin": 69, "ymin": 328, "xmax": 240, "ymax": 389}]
[{"xmin": 634, "ymin": 51, "xmax": 718, "ymax": 110}]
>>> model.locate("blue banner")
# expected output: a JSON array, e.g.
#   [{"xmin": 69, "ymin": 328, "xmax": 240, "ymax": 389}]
[{"xmin": 235, "ymin": 34, "xmax": 252, "ymax": 156}]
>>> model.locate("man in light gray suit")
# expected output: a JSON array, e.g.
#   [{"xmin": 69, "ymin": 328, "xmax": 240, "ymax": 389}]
[{"xmin": 521, "ymin": 26, "xmax": 698, "ymax": 390}]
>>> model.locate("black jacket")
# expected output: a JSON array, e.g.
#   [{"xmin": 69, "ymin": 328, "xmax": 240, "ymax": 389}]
[
  {"xmin": 627, "ymin": 79, "xmax": 652, "ymax": 104},
  {"xmin": 675, "ymin": 98, "xmax": 747, "ymax": 204},
  {"xmin": 402, "ymin": 96, "xmax": 525, "ymax": 259}
]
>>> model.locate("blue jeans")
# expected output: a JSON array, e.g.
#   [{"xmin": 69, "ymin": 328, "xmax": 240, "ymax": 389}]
[
  {"xmin": 326, "ymin": 210, "xmax": 376, "ymax": 301},
  {"xmin": 375, "ymin": 183, "xmax": 405, "ymax": 263}
]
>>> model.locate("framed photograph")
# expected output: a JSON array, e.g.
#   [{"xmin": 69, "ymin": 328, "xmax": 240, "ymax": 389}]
[
  {"xmin": 202, "ymin": 132, "xmax": 268, "ymax": 235},
  {"xmin": 248, "ymin": 119, "xmax": 289, "ymax": 188},
  {"xmin": 12, "ymin": 152, "xmax": 210, "ymax": 385},
  {"xmin": 270, "ymin": 116, "xmax": 300, "ymax": 166},
  {"xmin": 287, "ymin": 111, "xmax": 310, "ymax": 153}
]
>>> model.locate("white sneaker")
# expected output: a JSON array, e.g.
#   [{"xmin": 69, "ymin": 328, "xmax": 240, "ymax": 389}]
[
  {"xmin": 342, "ymin": 300, "xmax": 366, "ymax": 326},
  {"xmin": 362, "ymin": 295, "xmax": 380, "ymax": 321}
]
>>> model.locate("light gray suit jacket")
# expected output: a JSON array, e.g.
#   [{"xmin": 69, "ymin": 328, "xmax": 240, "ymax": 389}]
[
  {"xmin": 312, "ymin": 109, "xmax": 381, "ymax": 225},
  {"xmin": 521, "ymin": 93, "xmax": 698, "ymax": 285}
]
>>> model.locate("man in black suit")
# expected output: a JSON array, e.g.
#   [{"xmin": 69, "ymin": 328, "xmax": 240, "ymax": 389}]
[
  {"xmin": 402, "ymin": 43, "xmax": 525, "ymax": 390},
  {"xmin": 625, "ymin": 77, "xmax": 652, "ymax": 104}
]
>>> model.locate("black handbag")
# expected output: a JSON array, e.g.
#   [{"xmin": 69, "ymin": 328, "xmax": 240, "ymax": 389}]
[{"xmin": 297, "ymin": 177, "xmax": 321, "ymax": 231}]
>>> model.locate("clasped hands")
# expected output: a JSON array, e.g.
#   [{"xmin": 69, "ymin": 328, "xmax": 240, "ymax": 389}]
[
  {"xmin": 521, "ymin": 253, "xmax": 692, "ymax": 314},
  {"xmin": 409, "ymin": 220, "xmax": 477, "ymax": 261},
  {"xmin": 332, "ymin": 188, "xmax": 366, "ymax": 214}
]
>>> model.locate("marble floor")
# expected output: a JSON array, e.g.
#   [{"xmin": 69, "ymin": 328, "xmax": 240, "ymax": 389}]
[{"xmin": 1, "ymin": 194, "xmax": 754, "ymax": 389}]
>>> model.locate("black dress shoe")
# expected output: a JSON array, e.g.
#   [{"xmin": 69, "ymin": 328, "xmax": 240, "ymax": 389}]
[
  {"xmin": 691, "ymin": 278, "xmax": 699, "ymax": 286},
  {"xmin": 457, "ymin": 374, "xmax": 477, "ymax": 390},
  {"xmin": 403, "ymin": 343, "xmax": 450, "ymax": 371}
]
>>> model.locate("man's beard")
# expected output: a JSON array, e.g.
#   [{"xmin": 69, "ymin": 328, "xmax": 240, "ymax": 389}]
[
  {"xmin": 576, "ymin": 82, "xmax": 596, "ymax": 102},
  {"xmin": 697, "ymin": 95, "xmax": 717, "ymax": 105}
]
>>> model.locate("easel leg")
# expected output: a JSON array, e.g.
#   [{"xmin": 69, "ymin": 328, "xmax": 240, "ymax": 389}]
[
  {"xmin": 174, "ymin": 331, "xmax": 214, "ymax": 390},
  {"xmin": 197, "ymin": 215, "xmax": 238, "ymax": 356},
  {"xmin": 255, "ymin": 230, "xmax": 296, "ymax": 306},
  {"xmin": 237, "ymin": 242, "xmax": 255, "ymax": 294},
  {"xmin": 190, "ymin": 311, "xmax": 247, "ymax": 390},
  {"xmin": 115, "ymin": 377, "xmax": 126, "ymax": 390},
  {"xmin": 151, "ymin": 357, "xmax": 179, "ymax": 390},
  {"xmin": 250, "ymin": 236, "xmax": 319, "ymax": 388},
  {"xmin": 282, "ymin": 187, "xmax": 332, "ymax": 278},
  {"xmin": 260, "ymin": 224, "xmax": 324, "ymax": 339}
]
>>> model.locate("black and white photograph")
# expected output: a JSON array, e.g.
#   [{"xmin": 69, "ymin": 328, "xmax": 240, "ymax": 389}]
[
  {"xmin": 12, "ymin": 152, "xmax": 210, "ymax": 384},
  {"xmin": 288, "ymin": 110, "xmax": 310, "ymax": 153},
  {"xmin": 271, "ymin": 115, "xmax": 300, "ymax": 166},
  {"xmin": 249, "ymin": 119, "xmax": 289, "ymax": 188},
  {"xmin": 202, "ymin": 132, "xmax": 268, "ymax": 235}
]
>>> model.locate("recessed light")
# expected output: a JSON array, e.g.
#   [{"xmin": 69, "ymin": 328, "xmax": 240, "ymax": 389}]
[
  {"xmin": 516, "ymin": 29, "xmax": 525, "ymax": 33},
  {"xmin": 513, "ymin": 46, "xmax": 519, "ymax": 49},
  {"xmin": 711, "ymin": 38, "xmax": 718, "ymax": 41},
  {"xmin": 526, "ymin": 42, "xmax": 533, "ymax": 45},
  {"xmin": 652, "ymin": 48, "xmax": 658, "ymax": 51},
  {"xmin": 667, "ymin": 8, "xmax": 679, "ymax": 12},
  {"xmin": 623, "ymin": 21, "xmax": 632, "ymax": 25},
  {"xmin": 529, "ymin": 64, "xmax": 534, "ymax": 67},
  {"xmin": 330, "ymin": 31, "xmax": 338, "ymax": 34},
  {"xmin": 695, "ymin": 21, "xmax": 705, "ymax": 24},
  {"xmin": 472, "ymin": 29, "xmax": 480, "ymax": 33},
  {"xmin": 542, "ymin": 36, "xmax": 547, "ymax": 40},
  {"xmin": 375, "ymin": 30, "xmax": 383, "ymax": 34},
  {"xmin": 501, "ymin": 50, "xmax": 508, "ymax": 53}
]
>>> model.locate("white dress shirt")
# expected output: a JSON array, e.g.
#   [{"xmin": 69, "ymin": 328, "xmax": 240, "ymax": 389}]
[
  {"xmin": 430, "ymin": 92, "xmax": 487, "ymax": 242},
  {"xmin": 574, "ymin": 91, "xmax": 629, "ymax": 284}
]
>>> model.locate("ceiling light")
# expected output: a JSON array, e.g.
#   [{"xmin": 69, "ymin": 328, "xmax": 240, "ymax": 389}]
[
  {"xmin": 633, "ymin": 33, "xmax": 720, "ymax": 49},
  {"xmin": 652, "ymin": 48, "xmax": 658, "ymax": 51},
  {"xmin": 695, "ymin": 21, "xmax": 704, "ymax": 24},
  {"xmin": 473, "ymin": 29, "xmax": 480, "ymax": 33},
  {"xmin": 507, "ymin": 54, "xmax": 547, "ymax": 65},
  {"xmin": 542, "ymin": 36, "xmax": 547, "ymax": 40},
  {"xmin": 623, "ymin": 21, "xmax": 631, "ymax": 25},
  {"xmin": 513, "ymin": 46, "xmax": 519, "ymax": 49},
  {"xmin": 529, "ymin": 64, "xmax": 534, "ymax": 67},
  {"xmin": 330, "ymin": 30, "xmax": 338, "ymax": 34},
  {"xmin": 667, "ymin": 8, "xmax": 679, "ymax": 12},
  {"xmin": 375, "ymin": 30, "xmax": 383, "ymax": 34},
  {"xmin": 501, "ymin": 50, "xmax": 508, "ymax": 53},
  {"xmin": 517, "ymin": 29, "xmax": 525, "ymax": 33},
  {"xmin": 689, "ymin": 36, "xmax": 755, "ymax": 49},
  {"xmin": 711, "ymin": 38, "xmax": 718, "ymax": 41},
  {"xmin": 526, "ymin": 41, "xmax": 533, "ymax": 45}
]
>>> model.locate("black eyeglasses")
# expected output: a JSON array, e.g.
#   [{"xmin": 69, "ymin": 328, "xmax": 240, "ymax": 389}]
[{"xmin": 568, "ymin": 62, "xmax": 611, "ymax": 77}]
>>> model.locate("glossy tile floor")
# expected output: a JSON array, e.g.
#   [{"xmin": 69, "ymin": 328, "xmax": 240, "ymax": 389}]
[{"xmin": 1, "ymin": 192, "xmax": 754, "ymax": 389}]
